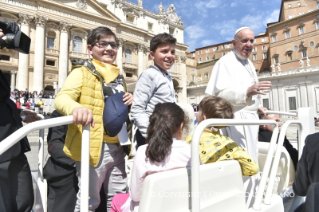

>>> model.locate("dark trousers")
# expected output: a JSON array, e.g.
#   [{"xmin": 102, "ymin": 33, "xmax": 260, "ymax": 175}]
[
  {"xmin": 44, "ymin": 158, "xmax": 78, "ymax": 212},
  {"xmin": 136, "ymin": 129, "xmax": 146, "ymax": 149},
  {"xmin": 0, "ymin": 154, "xmax": 34, "ymax": 212}
]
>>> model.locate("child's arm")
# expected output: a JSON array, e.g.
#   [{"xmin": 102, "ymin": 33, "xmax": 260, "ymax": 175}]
[
  {"xmin": 227, "ymin": 146, "xmax": 259, "ymax": 176},
  {"xmin": 131, "ymin": 71, "xmax": 156, "ymax": 138},
  {"xmin": 54, "ymin": 68, "xmax": 94, "ymax": 127}
]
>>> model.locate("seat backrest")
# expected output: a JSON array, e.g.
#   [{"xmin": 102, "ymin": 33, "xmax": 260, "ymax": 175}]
[
  {"xmin": 139, "ymin": 160, "xmax": 246, "ymax": 212},
  {"xmin": 177, "ymin": 103, "xmax": 196, "ymax": 140},
  {"xmin": 258, "ymin": 142, "xmax": 295, "ymax": 194}
]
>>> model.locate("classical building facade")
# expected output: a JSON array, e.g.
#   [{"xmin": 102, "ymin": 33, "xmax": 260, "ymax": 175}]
[
  {"xmin": 186, "ymin": 0, "xmax": 319, "ymax": 116},
  {"xmin": 0, "ymin": 0, "xmax": 188, "ymax": 103}
]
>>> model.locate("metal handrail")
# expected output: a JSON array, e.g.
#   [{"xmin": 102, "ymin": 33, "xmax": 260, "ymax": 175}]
[
  {"xmin": 264, "ymin": 107, "xmax": 314, "ymax": 205},
  {"xmin": 191, "ymin": 119, "xmax": 279, "ymax": 211},
  {"xmin": 264, "ymin": 110, "xmax": 297, "ymax": 117},
  {"xmin": 0, "ymin": 116, "xmax": 91, "ymax": 212}
]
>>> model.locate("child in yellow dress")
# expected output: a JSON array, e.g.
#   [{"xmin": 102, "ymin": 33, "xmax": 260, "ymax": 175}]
[{"xmin": 185, "ymin": 96, "xmax": 259, "ymax": 176}]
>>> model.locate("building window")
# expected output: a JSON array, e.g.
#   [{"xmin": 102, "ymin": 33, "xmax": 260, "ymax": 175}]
[
  {"xmin": 288, "ymin": 4, "xmax": 291, "ymax": 9},
  {"xmin": 169, "ymin": 28, "xmax": 175, "ymax": 36},
  {"xmin": 126, "ymin": 15, "xmax": 135, "ymax": 24},
  {"xmin": 297, "ymin": 2, "xmax": 301, "ymax": 7},
  {"xmin": 262, "ymin": 46, "xmax": 267, "ymax": 51},
  {"xmin": 285, "ymin": 31, "xmax": 290, "ymax": 38},
  {"xmin": 302, "ymin": 50, "xmax": 307, "ymax": 58},
  {"xmin": 310, "ymin": 41, "xmax": 315, "ymax": 47},
  {"xmin": 206, "ymin": 49, "xmax": 209, "ymax": 53},
  {"xmin": 222, "ymin": 52, "xmax": 226, "ymax": 56},
  {"xmin": 252, "ymin": 47, "xmax": 257, "ymax": 52},
  {"xmin": 191, "ymin": 75, "xmax": 195, "ymax": 81},
  {"xmin": 288, "ymin": 15, "xmax": 294, "ymax": 19},
  {"xmin": 204, "ymin": 73, "xmax": 208, "ymax": 79},
  {"xmin": 148, "ymin": 22, "xmax": 153, "ymax": 31},
  {"xmin": 213, "ymin": 47, "xmax": 217, "ymax": 52},
  {"xmin": 299, "ymin": 12, "xmax": 304, "ymax": 15},
  {"xmin": 263, "ymin": 53, "xmax": 267, "ymax": 59},
  {"xmin": 47, "ymin": 37, "xmax": 54, "ymax": 49},
  {"xmin": 294, "ymin": 45, "xmax": 299, "ymax": 51},
  {"xmin": 272, "ymin": 35, "xmax": 277, "ymax": 42},
  {"xmin": 253, "ymin": 39, "xmax": 256, "ymax": 44},
  {"xmin": 274, "ymin": 56, "xmax": 279, "ymax": 64},
  {"xmin": 46, "ymin": 60, "xmax": 55, "ymax": 66},
  {"xmin": 126, "ymin": 73, "xmax": 133, "ymax": 78},
  {"xmin": 125, "ymin": 49, "xmax": 132, "ymax": 63},
  {"xmin": 261, "ymin": 37, "xmax": 266, "ymax": 42},
  {"xmin": 263, "ymin": 69, "xmax": 269, "ymax": 73},
  {"xmin": 263, "ymin": 99, "xmax": 269, "ymax": 109},
  {"xmin": 252, "ymin": 54, "xmax": 257, "ymax": 61},
  {"xmin": 316, "ymin": 22, "xmax": 319, "ymax": 29},
  {"xmin": 299, "ymin": 27, "xmax": 305, "ymax": 34},
  {"xmin": 192, "ymin": 69, "xmax": 195, "ymax": 73},
  {"xmin": 289, "ymin": 97, "xmax": 297, "ymax": 110},
  {"xmin": 73, "ymin": 36, "xmax": 82, "ymax": 53},
  {"xmin": 0, "ymin": 55, "xmax": 10, "ymax": 61},
  {"xmin": 287, "ymin": 53, "xmax": 292, "ymax": 61},
  {"xmin": 199, "ymin": 58, "xmax": 202, "ymax": 62},
  {"xmin": 206, "ymin": 56, "xmax": 209, "ymax": 61},
  {"xmin": 198, "ymin": 50, "xmax": 202, "ymax": 55}
]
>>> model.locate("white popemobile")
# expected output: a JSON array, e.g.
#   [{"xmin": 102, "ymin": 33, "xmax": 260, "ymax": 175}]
[{"xmin": 0, "ymin": 105, "xmax": 314, "ymax": 212}]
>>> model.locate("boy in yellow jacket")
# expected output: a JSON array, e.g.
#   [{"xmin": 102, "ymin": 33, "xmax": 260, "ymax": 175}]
[
  {"xmin": 54, "ymin": 27, "xmax": 133, "ymax": 211},
  {"xmin": 185, "ymin": 96, "xmax": 259, "ymax": 176}
]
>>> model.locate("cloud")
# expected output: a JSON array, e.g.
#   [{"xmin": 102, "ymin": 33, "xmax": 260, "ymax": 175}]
[
  {"xmin": 201, "ymin": 39, "xmax": 216, "ymax": 46},
  {"xmin": 231, "ymin": 2, "xmax": 237, "ymax": 7},
  {"xmin": 265, "ymin": 9, "xmax": 280, "ymax": 24},
  {"xmin": 185, "ymin": 25, "xmax": 205, "ymax": 39}
]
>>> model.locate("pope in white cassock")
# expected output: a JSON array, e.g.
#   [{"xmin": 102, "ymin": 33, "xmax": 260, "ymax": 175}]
[{"xmin": 205, "ymin": 27, "xmax": 272, "ymax": 208}]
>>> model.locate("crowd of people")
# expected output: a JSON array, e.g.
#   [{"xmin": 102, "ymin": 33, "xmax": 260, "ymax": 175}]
[{"xmin": 0, "ymin": 23, "xmax": 318, "ymax": 212}]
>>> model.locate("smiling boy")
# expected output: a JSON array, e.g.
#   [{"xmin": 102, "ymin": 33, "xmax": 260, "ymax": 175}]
[
  {"xmin": 131, "ymin": 33, "xmax": 176, "ymax": 147},
  {"xmin": 54, "ymin": 27, "xmax": 133, "ymax": 212}
]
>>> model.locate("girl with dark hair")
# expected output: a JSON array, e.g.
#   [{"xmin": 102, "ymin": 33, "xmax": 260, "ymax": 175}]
[{"xmin": 111, "ymin": 102, "xmax": 191, "ymax": 212}]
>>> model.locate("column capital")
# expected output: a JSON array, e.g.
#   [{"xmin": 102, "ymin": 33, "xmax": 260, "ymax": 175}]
[
  {"xmin": 10, "ymin": 70, "xmax": 17, "ymax": 74},
  {"xmin": 118, "ymin": 37, "xmax": 125, "ymax": 46},
  {"xmin": 59, "ymin": 21, "xmax": 72, "ymax": 33},
  {"xmin": 138, "ymin": 43, "xmax": 145, "ymax": 52},
  {"xmin": 18, "ymin": 13, "xmax": 33, "ymax": 25},
  {"xmin": 35, "ymin": 15, "xmax": 48, "ymax": 28},
  {"xmin": 180, "ymin": 56, "xmax": 187, "ymax": 64}
]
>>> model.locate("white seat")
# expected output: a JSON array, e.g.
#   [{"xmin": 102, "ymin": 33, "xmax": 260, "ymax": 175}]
[
  {"xmin": 139, "ymin": 160, "xmax": 246, "ymax": 212},
  {"xmin": 258, "ymin": 142, "xmax": 295, "ymax": 194}
]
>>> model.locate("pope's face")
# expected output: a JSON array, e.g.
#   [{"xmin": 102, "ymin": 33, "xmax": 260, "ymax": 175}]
[{"xmin": 232, "ymin": 29, "xmax": 254, "ymax": 58}]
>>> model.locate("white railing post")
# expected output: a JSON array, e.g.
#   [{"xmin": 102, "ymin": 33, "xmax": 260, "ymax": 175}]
[
  {"xmin": 38, "ymin": 128, "xmax": 47, "ymax": 212},
  {"xmin": 80, "ymin": 125, "xmax": 90, "ymax": 212}
]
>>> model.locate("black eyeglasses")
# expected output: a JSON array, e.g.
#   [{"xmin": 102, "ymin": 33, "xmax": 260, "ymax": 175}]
[{"xmin": 90, "ymin": 40, "xmax": 119, "ymax": 49}]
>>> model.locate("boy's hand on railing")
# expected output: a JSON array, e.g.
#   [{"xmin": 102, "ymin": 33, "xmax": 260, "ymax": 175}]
[
  {"xmin": 21, "ymin": 110, "xmax": 41, "ymax": 123},
  {"xmin": 123, "ymin": 92, "xmax": 133, "ymax": 106},
  {"xmin": 72, "ymin": 107, "xmax": 95, "ymax": 128}
]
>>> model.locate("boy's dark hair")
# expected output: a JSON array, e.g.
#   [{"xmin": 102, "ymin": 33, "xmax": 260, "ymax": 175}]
[
  {"xmin": 146, "ymin": 103, "xmax": 189, "ymax": 163},
  {"xmin": 87, "ymin": 27, "xmax": 118, "ymax": 45},
  {"xmin": 199, "ymin": 96, "xmax": 234, "ymax": 119},
  {"xmin": 150, "ymin": 33, "xmax": 176, "ymax": 53}
]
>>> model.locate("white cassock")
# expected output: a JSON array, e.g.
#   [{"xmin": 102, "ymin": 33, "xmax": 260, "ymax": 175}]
[{"xmin": 205, "ymin": 49, "xmax": 261, "ymax": 209}]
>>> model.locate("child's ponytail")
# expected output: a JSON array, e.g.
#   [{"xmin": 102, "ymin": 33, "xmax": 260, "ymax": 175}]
[{"xmin": 146, "ymin": 103, "xmax": 188, "ymax": 163}]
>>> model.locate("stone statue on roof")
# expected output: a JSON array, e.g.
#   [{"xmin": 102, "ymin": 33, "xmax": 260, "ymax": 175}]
[
  {"xmin": 158, "ymin": 2, "xmax": 165, "ymax": 14},
  {"xmin": 299, "ymin": 58, "xmax": 304, "ymax": 68},
  {"xmin": 138, "ymin": 0, "xmax": 142, "ymax": 7},
  {"xmin": 167, "ymin": 4, "xmax": 176, "ymax": 13}
]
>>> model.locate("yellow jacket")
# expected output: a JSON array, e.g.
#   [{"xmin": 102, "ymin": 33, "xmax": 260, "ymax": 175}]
[
  {"xmin": 54, "ymin": 59, "xmax": 120, "ymax": 167},
  {"xmin": 185, "ymin": 129, "xmax": 259, "ymax": 176}
]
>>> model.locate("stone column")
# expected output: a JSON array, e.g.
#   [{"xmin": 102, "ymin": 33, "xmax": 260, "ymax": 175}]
[
  {"xmin": 33, "ymin": 15, "xmax": 48, "ymax": 92},
  {"xmin": 116, "ymin": 38, "xmax": 124, "ymax": 73},
  {"xmin": 137, "ymin": 44, "xmax": 145, "ymax": 77},
  {"xmin": 58, "ymin": 22, "xmax": 72, "ymax": 91},
  {"xmin": 179, "ymin": 56, "xmax": 187, "ymax": 103},
  {"xmin": 17, "ymin": 13, "xmax": 33, "ymax": 90},
  {"xmin": 10, "ymin": 71, "xmax": 17, "ymax": 91},
  {"xmin": 299, "ymin": 83, "xmax": 308, "ymax": 107}
]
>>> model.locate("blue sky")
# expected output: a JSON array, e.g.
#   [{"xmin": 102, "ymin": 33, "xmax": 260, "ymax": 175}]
[{"xmin": 140, "ymin": 0, "xmax": 282, "ymax": 51}]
